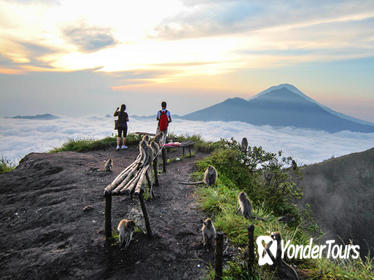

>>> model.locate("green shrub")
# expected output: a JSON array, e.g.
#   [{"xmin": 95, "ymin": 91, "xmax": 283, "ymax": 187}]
[
  {"xmin": 50, "ymin": 134, "xmax": 140, "ymax": 153},
  {"xmin": 194, "ymin": 138, "xmax": 373, "ymax": 280},
  {"xmin": 310, "ymin": 255, "xmax": 374, "ymax": 280},
  {"xmin": 0, "ymin": 157, "xmax": 15, "ymax": 174},
  {"xmin": 167, "ymin": 133, "xmax": 224, "ymax": 153},
  {"xmin": 196, "ymin": 138, "xmax": 302, "ymax": 219}
]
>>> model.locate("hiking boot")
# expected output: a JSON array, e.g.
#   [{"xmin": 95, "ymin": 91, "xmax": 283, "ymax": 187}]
[{"xmin": 121, "ymin": 145, "xmax": 128, "ymax": 149}]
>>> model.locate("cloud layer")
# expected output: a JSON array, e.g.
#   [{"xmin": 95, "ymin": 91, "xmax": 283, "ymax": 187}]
[
  {"xmin": 1, "ymin": 1, "xmax": 374, "ymax": 75},
  {"xmin": 63, "ymin": 25, "xmax": 116, "ymax": 52},
  {"xmin": 1, "ymin": 116, "xmax": 373, "ymax": 166}
]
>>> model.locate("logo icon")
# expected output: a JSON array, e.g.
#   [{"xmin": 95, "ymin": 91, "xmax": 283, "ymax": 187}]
[
  {"xmin": 256, "ymin": 236, "xmax": 360, "ymax": 264},
  {"xmin": 256, "ymin": 236, "xmax": 277, "ymax": 266}
]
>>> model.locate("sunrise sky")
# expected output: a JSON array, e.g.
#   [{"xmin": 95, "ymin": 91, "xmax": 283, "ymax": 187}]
[{"xmin": 0, "ymin": 0, "xmax": 373, "ymax": 121}]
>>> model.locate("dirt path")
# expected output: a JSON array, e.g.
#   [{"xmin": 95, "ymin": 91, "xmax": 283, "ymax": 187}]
[{"xmin": 0, "ymin": 146, "xmax": 211, "ymax": 280}]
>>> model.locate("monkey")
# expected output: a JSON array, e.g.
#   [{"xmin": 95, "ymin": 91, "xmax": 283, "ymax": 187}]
[
  {"xmin": 291, "ymin": 160, "xmax": 297, "ymax": 170},
  {"xmin": 265, "ymin": 232, "xmax": 282, "ymax": 262},
  {"xmin": 237, "ymin": 191, "xmax": 266, "ymax": 221},
  {"xmin": 144, "ymin": 141, "xmax": 154, "ymax": 164},
  {"xmin": 265, "ymin": 231, "xmax": 299, "ymax": 280},
  {"xmin": 241, "ymin": 137, "xmax": 248, "ymax": 152},
  {"xmin": 142, "ymin": 134, "xmax": 150, "ymax": 143},
  {"xmin": 117, "ymin": 219, "xmax": 136, "ymax": 249},
  {"xmin": 263, "ymin": 170, "xmax": 273, "ymax": 185},
  {"xmin": 179, "ymin": 166, "xmax": 217, "ymax": 186},
  {"xmin": 104, "ymin": 158, "xmax": 112, "ymax": 172},
  {"xmin": 138, "ymin": 140, "xmax": 146, "ymax": 163},
  {"xmin": 201, "ymin": 218, "xmax": 216, "ymax": 250},
  {"xmin": 138, "ymin": 135, "xmax": 151, "ymax": 155},
  {"xmin": 150, "ymin": 140, "xmax": 160, "ymax": 159},
  {"xmin": 139, "ymin": 140, "xmax": 154, "ymax": 166},
  {"xmin": 237, "ymin": 191, "xmax": 252, "ymax": 219},
  {"xmin": 203, "ymin": 166, "xmax": 217, "ymax": 186},
  {"xmin": 146, "ymin": 141, "xmax": 155, "ymax": 162},
  {"xmin": 154, "ymin": 131, "xmax": 166, "ymax": 145},
  {"xmin": 277, "ymin": 214, "xmax": 296, "ymax": 224},
  {"xmin": 154, "ymin": 131, "xmax": 163, "ymax": 142}
]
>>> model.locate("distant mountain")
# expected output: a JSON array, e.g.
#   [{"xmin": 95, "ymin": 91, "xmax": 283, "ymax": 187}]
[
  {"xmin": 296, "ymin": 147, "xmax": 374, "ymax": 256},
  {"xmin": 10, "ymin": 114, "xmax": 59, "ymax": 120},
  {"xmin": 182, "ymin": 84, "xmax": 374, "ymax": 133}
]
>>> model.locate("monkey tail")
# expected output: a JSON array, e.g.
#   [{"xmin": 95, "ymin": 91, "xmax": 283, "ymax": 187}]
[
  {"xmin": 250, "ymin": 215, "xmax": 266, "ymax": 221},
  {"xmin": 178, "ymin": 181, "xmax": 205, "ymax": 185}
]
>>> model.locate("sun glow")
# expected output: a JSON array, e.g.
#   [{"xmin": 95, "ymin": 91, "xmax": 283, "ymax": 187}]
[{"xmin": 0, "ymin": 0, "xmax": 373, "ymax": 92}]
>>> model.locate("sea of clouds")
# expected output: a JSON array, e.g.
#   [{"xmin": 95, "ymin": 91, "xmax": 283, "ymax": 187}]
[{"xmin": 1, "ymin": 115, "xmax": 374, "ymax": 166}]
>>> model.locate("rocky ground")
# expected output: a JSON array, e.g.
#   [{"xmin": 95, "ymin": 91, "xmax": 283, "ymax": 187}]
[{"xmin": 0, "ymin": 146, "xmax": 214, "ymax": 280}]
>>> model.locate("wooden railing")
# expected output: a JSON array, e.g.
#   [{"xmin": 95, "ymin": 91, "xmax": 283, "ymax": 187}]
[{"xmin": 103, "ymin": 132, "xmax": 167, "ymax": 240}]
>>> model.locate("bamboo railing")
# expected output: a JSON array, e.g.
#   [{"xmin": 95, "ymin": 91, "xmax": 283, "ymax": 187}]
[{"xmin": 104, "ymin": 132, "xmax": 167, "ymax": 240}]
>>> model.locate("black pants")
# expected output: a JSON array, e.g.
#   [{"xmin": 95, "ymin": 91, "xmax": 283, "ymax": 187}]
[{"xmin": 117, "ymin": 126, "xmax": 128, "ymax": 137}]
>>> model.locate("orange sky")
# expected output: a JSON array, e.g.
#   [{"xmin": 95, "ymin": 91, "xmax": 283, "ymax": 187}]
[{"xmin": 0, "ymin": 0, "xmax": 373, "ymax": 121}]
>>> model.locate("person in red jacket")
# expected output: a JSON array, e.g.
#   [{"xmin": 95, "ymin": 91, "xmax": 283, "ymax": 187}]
[{"xmin": 156, "ymin": 101, "xmax": 172, "ymax": 135}]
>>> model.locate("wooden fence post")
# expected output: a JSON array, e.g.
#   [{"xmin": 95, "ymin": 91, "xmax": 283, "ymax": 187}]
[
  {"xmin": 104, "ymin": 192, "xmax": 112, "ymax": 240},
  {"xmin": 153, "ymin": 158, "xmax": 159, "ymax": 186},
  {"xmin": 145, "ymin": 171, "xmax": 154, "ymax": 198},
  {"xmin": 139, "ymin": 190, "xmax": 153, "ymax": 238},
  {"xmin": 248, "ymin": 224, "xmax": 255, "ymax": 275},
  {"xmin": 215, "ymin": 232, "xmax": 224, "ymax": 280},
  {"xmin": 162, "ymin": 148, "xmax": 167, "ymax": 173}
]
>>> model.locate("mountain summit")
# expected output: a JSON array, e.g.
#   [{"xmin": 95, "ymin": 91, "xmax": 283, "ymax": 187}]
[{"xmin": 182, "ymin": 84, "xmax": 374, "ymax": 133}]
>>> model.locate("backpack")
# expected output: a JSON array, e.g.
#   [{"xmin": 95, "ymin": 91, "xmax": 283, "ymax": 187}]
[{"xmin": 159, "ymin": 110, "xmax": 169, "ymax": 131}]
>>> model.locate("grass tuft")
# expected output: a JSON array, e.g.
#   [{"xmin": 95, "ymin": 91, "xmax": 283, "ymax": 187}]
[
  {"xmin": 0, "ymin": 157, "xmax": 15, "ymax": 174},
  {"xmin": 49, "ymin": 134, "xmax": 140, "ymax": 153}
]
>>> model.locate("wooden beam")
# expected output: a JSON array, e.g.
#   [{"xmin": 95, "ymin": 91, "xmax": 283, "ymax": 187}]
[
  {"xmin": 153, "ymin": 158, "xmax": 159, "ymax": 186},
  {"xmin": 134, "ymin": 166, "xmax": 149, "ymax": 195},
  {"xmin": 133, "ymin": 132, "xmax": 156, "ymax": 136},
  {"xmin": 104, "ymin": 158, "xmax": 140, "ymax": 193},
  {"xmin": 120, "ymin": 169, "xmax": 143, "ymax": 195},
  {"xmin": 248, "ymin": 225, "xmax": 255, "ymax": 275},
  {"xmin": 139, "ymin": 190, "xmax": 153, "ymax": 237},
  {"xmin": 145, "ymin": 170, "xmax": 154, "ymax": 198},
  {"xmin": 215, "ymin": 232, "xmax": 224, "ymax": 280},
  {"xmin": 162, "ymin": 148, "xmax": 167, "ymax": 173}
]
